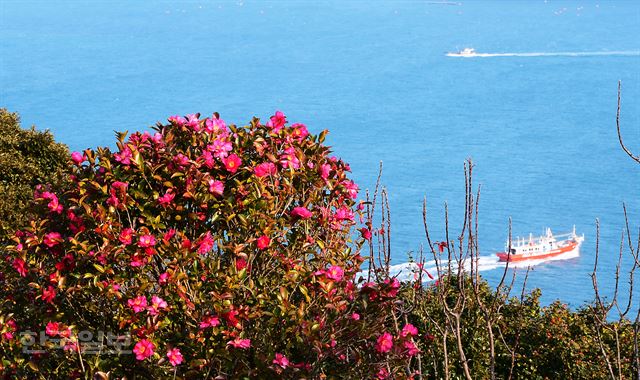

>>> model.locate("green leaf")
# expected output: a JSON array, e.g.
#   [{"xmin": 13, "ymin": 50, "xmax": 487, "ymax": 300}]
[
  {"xmin": 299, "ymin": 285, "xmax": 311, "ymax": 303},
  {"xmin": 93, "ymin": 264, "xmax": 105, "ymax": 273},
  {"xmin": 27, "ymin": 360, "xmax": 39, "ymax": 372}
]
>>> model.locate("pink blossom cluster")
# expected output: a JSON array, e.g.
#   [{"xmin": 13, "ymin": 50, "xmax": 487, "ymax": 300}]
[
  {"xmin": 127, "ymin": 295, "xmax": 168, "ymax": 315},
  {"xmin": 375, "ymin": 323, "xmax": 420, "ymax": 357}
]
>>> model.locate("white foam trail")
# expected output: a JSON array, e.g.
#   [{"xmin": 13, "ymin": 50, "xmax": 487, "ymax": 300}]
[
  {"xmin": 380, "ymin": 249, "xmax": 580, "ymax": 283},
  {"xmin": 447, "ymin": 51, "xmax": 640, "ymax": 58}
]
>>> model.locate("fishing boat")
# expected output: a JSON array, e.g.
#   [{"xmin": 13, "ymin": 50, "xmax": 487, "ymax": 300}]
[
  {"xmin": 446, "ymin": 47, "xmax": 477, "ymax": 57},
  {"xmin": 496, "ymin": 227, "xmax": 584, "ymax": 262}
]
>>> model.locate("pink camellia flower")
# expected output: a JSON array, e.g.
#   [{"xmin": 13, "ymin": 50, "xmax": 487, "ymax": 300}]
[
  {"xmin": 186, "ymin": 113, "xmax": 200, "ymax": 131},
  {"xmin": 200, "ymin": 150, "xmax": 215, "ymax": 169},
  {"xmin": 208, "ymin": 179, "xmax": 224, "ymax": 196},
  {"xmin": 163, "ymin": 229, "xmax": 176, "ymax": 244},
  {"xmin": 12, "ymin": 258, "xmax": 27, "ymax": 277},
  {"xmin": 167, "ymin": 348, "xmax": 183, "ymax": 366},
  {"xmin": 111, "ymin": 181, "xmax": 128, "ymax": 193},
  {"xmin": 66, "ymin": 209, "xmax": 85, "ymax": 234},
  {"xmin": 119, "ymin": 228, "xmax": 134, "ymax": 245},
  {"xmin": 71, "ymin": 151, "xmax": 85, "ymax": 165},
  {"xmin": 384, "ymin": 278, "xmax": 401, "ymax": 298},
  {"xmin": 114, "ymin": 147, "xmax": 133, "ymax": 165},
  {"xmin": 267, "ymin": 110, "xmax": 287, "ymax": 133},
  {"xmin": 403, "ymin": 340, "xmax": 420, "ymax": 356},
  {"xmin": 227, "ymin": 338, "xmax": 251, "ymax": 349},
  {"xmin": 224, "ymin": 154, "xmax": 242, "ymax": 174},
  {"xmin": 291, "ymin": 206, "xmax": 312, "ymax": 219},
  {"xmin": 253, "ymin": 162, "xmax": 277, "ymax": 178},
  {"xmin": 42, "ymin": 286, "xmax": 56, "ymax": 304},
  {"xmin": 130, "ymin": 254, "xmax": 146, "ymax": 267},
  {"xmin": 128, "ymin": 296, "xmax": 147, "ymax": 313},
  {"xmin": 133, "ymin": 339, "xmax": 155, "ymax": 361},
  {"xmin": 45, "ymin": 322, "xmax": 60, "ymax": 336},
  {"xmin": 138, "ymin": 234, "xmax": 156, "ymax": 248},
  {"xmin": 376, "ymin": 332, "xmax": 394, "ymax": 353},
  {"xmin": 152, "ymin": 132, "xmax": 163, "ymax": 144},
  {"xmin": 291, "ymin": 123, "xmax": 309, "ymax": 140},
  {"xmin": 197, "ymin": 232, "xmax": 215, "ymax": 255},
  {"xmin": 273, "ymin": 353, "xmax": 290, "ymax": 368},
  {"xmin": 2, "ymin": 320, "xmax": 17, "ymax": 340},
  {"xmin": 280, "ymin": 147, "xmax": 300, "ymax": 169},
  {"xmin": 359, "ymin": 228, "xmax": 372, "ymax": 241},
  {"xmin": 208, "ymin": 137, "xmax": 233, "ymax": 159},
  {"xmin": 158, "ymin": 272, "xmax": 170, "ymax": 285},
  {"xmin": 377, "ymin": 367, "xmax": 390, "ymax": 379},
  {"xmin": 106, "ymin": 194, "xmax": 120, "ymax": 208},
  {"xmin": 199, "ymin": 315, "xmax": 220, "ymax": 329},
  {"xmin": 236, "ymin": 258, "xmax": 247, "ymax": 271},
  {"xmin": 55, "ymin": 253, "xmax": 75, "ymax": 271},
  {"xmin": 401, "ymin": 323, "xmax": 418, "ymax": 338},
  {"xmin": 148, "ymin": 295, "xmax": 168, "ymax": 316},
  {"xmin": 256, "ymin": 235, "xmax": 270, "ymax": 250},
  {"xmin": 110, "ymin": 282, "xmax": 121, "ymax": 293},
  {"xmin": 204, "ymin": 116, "xmax": 227, "ymax": 135},
  {"xmin": 157, "ymin": 190, "xmax": 175, "ymax": 207},
  {"xmin": 224, "ymin": 309, "xmax": 240, "ymax": 327},
  {"xmin": 319, "ymin": 164, "xmax": 331, "ymax": 180},
  {"xmin": 43, "ymin": 232, "xmax": 62, "ymax": 248},
  {"xmin": 325, "ymin": 265, "xmax": 344, "ymax": 282},
  {"xmin": 334, "ymin": 206, "xmax": 354, "ymax": 221},
  {"xmin": 173, "ymin": 153, "xmax": 189, "ymax": 167},
  {"xmin": 107, "ymin": 182, "xmax": 128, "ymax": 209},
  {"xmin": 63, "ymin": 339, "xmax": 78, "ymax": 352},
  {"xmin": 342, "ymin": 180, "xmax": 359, "ymax": 199},
  {"xmin": 41, "ymin": 192, "xmax": 63, "ymax": 213},
  {"xmin": 132, "ymin": 131, "xmax": 151, "ymax": 145},
  {"xmin": 168, "ymin": 115, "xmax": 186, "ymax": 126}
]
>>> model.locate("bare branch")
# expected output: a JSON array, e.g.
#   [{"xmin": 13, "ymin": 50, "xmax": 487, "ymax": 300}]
[{"xmin": 615, "ymin": 81, "xmax": 640, "ymax": 164}]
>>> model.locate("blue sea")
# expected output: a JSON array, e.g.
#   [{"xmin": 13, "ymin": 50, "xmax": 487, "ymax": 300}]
[{"xmin": 1, "ymin": 1, "xmax": 639, "ymax": 311}]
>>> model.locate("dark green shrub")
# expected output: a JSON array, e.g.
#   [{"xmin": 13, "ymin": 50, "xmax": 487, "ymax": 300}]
[
  {"xmin": 0, "ymin": 109, "xmax": 69, "ymax": 241},
  {"xmin": 403, "ymin": 274, "xmax": 637, "ymax": 379}
]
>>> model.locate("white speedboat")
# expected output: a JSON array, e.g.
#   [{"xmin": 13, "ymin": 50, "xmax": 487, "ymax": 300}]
[{"xmin": 446, "ymin": 48, "xmax": 477, "ymax": 57}]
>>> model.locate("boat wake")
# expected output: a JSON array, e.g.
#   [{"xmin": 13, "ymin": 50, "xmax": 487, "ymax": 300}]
[
  {"xmin": 447, "ymin": 50, "xmax": 640, "ymax": 58},
  {"xmin": 380, "ymin": 250, "xmax": 580, "ymax": 283}
]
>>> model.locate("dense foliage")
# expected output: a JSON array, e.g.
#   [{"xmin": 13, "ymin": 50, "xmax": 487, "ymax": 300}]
[
  {"xmin": 1, "ymin": 109, "xmax": 637, "ymax": 379},
  {"xmin": 0, "ymin": 112, "xmax": 417, "ymax": 378},
  {"xmin": 404, "ymin": 274, "xmax": 638, "ymax": 379},
  {"xmin": 0, "ymin": 109, "xmax": 69, "ymax": 242}
]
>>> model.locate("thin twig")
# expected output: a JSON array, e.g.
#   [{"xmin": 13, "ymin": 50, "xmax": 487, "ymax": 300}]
[{"xmin": 615, "ymin": 81, "xmax": 640, "ymax": 164}]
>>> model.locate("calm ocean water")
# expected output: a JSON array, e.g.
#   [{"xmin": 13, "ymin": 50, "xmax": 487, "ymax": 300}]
[{"xmin": 1, "ymin": 1, "xmax": 639, "ymax": 310}]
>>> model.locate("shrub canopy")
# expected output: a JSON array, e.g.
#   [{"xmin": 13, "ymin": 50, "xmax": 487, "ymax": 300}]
[{"xmin": 0, "ymin": 111, "xmax": 416, "ymax": 378}]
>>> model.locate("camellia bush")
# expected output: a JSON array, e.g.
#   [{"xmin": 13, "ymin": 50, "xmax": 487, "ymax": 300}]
[{"xmin": 0, "ymin": 112, "xmax": 419, "ymax": 378}]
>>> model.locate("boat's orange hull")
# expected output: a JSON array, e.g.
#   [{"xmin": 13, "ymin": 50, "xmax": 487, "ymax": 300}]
[{"xmin": 496, "ymin": 241, "xmax": 579, "ymax": 262}]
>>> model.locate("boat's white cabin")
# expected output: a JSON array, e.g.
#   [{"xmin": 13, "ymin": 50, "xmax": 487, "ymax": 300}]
[{"xmin": 507, "ymin": 227, "xmax": 581, "ymax": 256}]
